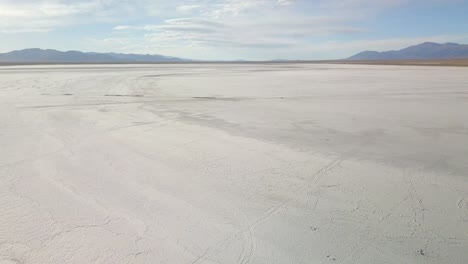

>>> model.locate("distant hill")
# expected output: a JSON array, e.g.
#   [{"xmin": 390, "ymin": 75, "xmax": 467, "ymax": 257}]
[
  {"xmin": 348, "ymin": 42, "xmax": 468, "ymax": 60},
  {"xmin": 0, "ymin": 48, "xmax": 186, "ymax": 63}
]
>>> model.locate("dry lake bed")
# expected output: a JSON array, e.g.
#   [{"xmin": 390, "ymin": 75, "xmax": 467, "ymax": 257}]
[{"xmin": 0, "ymin": 64, "xmax": 467, "ymax": 264}]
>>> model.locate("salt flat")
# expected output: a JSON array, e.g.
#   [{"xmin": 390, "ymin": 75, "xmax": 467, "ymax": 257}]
[{"xmin": 0, "ymin": 64, "xmax": 467, "ymax": 264}]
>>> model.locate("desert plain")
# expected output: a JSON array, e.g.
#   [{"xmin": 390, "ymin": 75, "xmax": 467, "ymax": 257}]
[{"xmin": 0, "ymin": 64, "xmax": 467, "ymax": 264}]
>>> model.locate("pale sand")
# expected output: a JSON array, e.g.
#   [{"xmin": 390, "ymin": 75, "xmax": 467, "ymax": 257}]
[{"xmin": 0, "ymin": 64, "xmax": 467, "ymax": 264}]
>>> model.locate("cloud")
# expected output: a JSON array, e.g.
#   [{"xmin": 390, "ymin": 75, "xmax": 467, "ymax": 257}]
[
  {"xmin": 105, "ymin": 12, "xmax": 365, "ymax": 60},
  {"xmin": 0, "ymin": 0, "xmax": 104, "ymax": 32},
  {"xmin": 110, "ymin": 1, "xmax": 364, "ymax": 52},
  {"xmin": 0, "ymin": 0, "xmax": 416, "ymax": 33},
  {"xmin": 277, "ymin": 0, "xmax": 294, "ymax": 5},
  {"xmin": 0, "ymin": 0, "xmax": 458, "ymax": 33},
  {"xmin": 114, "ymin": 25, "xmax": 132, "ymax": 30},
  {"xmin": 0, "ymin": 0, "xmax": 182, "ymax": 33},
  {"xmin": 176, "ymin": 4, "xmax": 202, "ymax": 13}
]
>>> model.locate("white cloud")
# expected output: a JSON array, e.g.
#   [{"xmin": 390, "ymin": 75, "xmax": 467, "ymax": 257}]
[
  {"xmin": 114, "ymin": 25, "xmax": 132, "ymax": 30},
  {"xmin": 0, "ymin": 0, "xmax": 416, "ymax": 34},
  {"xmin": 0, "ymin": 0, "xmax": 181, "ymax": 33},
  {"xmin": 0, "ymin": 0, "xmax": 103, "ymax": 32},
  {"xmin": 176, "ymin": 4, "xmax": 202, "ymax": 13},
  {"xmin": 107, "ymin": 1, "xmax": 363, "ymax": 54},
  {"xmin": 139, "ymin": 16, "xmax": 364, "ymax": 48},
  {"xmin": 277, "ymin": 0, "xmax": 294, "ymax": 6}
]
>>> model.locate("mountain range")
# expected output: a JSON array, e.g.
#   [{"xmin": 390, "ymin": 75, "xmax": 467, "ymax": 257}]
[
  {"xmin": 0, "ymin": 48, "xmax": 186, "ymax": 63},
  {"xmin": 348, "ymin": 42, "xmax": 468, "ymax": 60},
  {"xmin": 1, "ymin": 42, "xmax": 468, "ymax": 63}
]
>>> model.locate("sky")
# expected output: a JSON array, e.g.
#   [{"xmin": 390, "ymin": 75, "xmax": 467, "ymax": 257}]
[{"xmin": 1, "ymin": 0, "xmax": 468, "ymax": 60}]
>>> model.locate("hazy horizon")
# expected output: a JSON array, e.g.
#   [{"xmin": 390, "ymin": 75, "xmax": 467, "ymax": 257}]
[{"xmin": 1, "ymin": 0, "xmax": 468, "ymax": 60}]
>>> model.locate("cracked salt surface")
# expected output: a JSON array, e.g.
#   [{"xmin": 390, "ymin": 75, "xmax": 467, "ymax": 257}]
[{"xmin": 0, "ymin": 64, "xmax": 467, "ymax": 263}]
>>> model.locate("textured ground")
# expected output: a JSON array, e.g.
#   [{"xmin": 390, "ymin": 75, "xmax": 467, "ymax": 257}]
[{"xmin": 0, "ymin": 64, "xmax": 467, "ymax": 264}]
